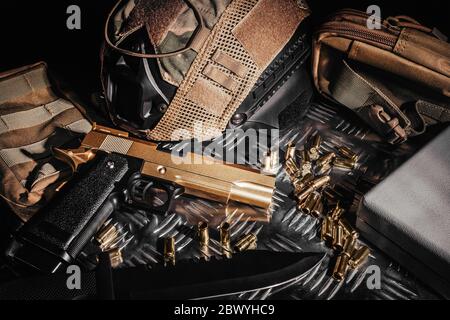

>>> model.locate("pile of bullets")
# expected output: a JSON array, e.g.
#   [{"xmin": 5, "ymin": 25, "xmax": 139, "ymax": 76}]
[
  {"xmin": 283, "ymin": 133, "xmax": 370, "ymax": 281},
  {"xmin": 321, "ymin": 203, "xmax": 370, "ymax": 281},
  {"xmin": 163, "ymin": 222, "xmax": 258, "ymax": 266}
]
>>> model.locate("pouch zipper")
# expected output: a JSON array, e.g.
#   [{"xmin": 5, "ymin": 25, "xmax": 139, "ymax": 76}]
[{"xmin": 318, "ymin": 21, "xmax": 399, "ymax": 49}]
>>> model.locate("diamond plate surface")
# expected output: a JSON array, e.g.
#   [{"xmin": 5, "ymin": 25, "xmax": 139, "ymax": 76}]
[{"xmin": 106, "ymin": 102, "xmax": 441, "ymax": 300}]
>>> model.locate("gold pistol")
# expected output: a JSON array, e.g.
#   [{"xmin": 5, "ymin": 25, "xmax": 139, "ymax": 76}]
[{"xmin": 54, "ymin": 124, "xmax": 276, "ymax": 220}]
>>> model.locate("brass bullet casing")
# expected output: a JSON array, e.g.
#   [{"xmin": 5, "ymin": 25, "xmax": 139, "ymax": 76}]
[
  {"xmin": 332, "ymin": 225, "xmax": 345, "ymax": 252},
  {"xmin": 164, "ymin": 237, "xmax": 176, "ymax": 266},
  {"xmin": 330, "ymin": 203, "xmax": 345, "ymax": 221},
  {"xmin": 334, "ymin": 157, "xmax": 356, "ymax": 170},
  {"xmin": 234, "ymin": 233, "xmax": 257, "ymax": 252},
  {"xmin": 332, "ymin": 232, "xmax": 358, "ymax": 281},
  {"xmin": 285, "ymin": 142, "xmax": 297, "ymax": 161},
  {"xmin": 310, "ymin": 134, "xmax": 322, "ymax": 153},
  {"xmin": 220, "ymin": 222, "xmax": 232, "ymax": 257},
  {"xmin": 285, "ymin": 158, "xmax": 300, "ymax": 179},
  {"xmin": 349, "ymin": 246, "xmax": 370, "ymax": 269},
  {"xmin": 316, "ymin": 152, "xmax": 336, "ymax": 169},
  {"xmin": 333, "ymin": 254, "xmax": 350, "ymax": 282},
  {"xmin": 316, "ymin": 163, "xmax": 332, "ymax": 176},
  {"xmin": 338, "ymin": 146, "xmax": 358, "ymax": 162},
  {"xmin": 302, "ymin": 192, "xmax": 321, "ymax": 215},
  {"xmin": 338, "ymin": 218, "xmax": 354, "ymax": 237},
  {"xmin": 300, "ymin": 150, "xmax": 312, "ymax": 175},
  {"xmin": 293, "ymin": 173, "xmax": 313, "ymax": 196},
  {"xmin": 297, "ymin": 176, "xmax": 331, "ymax": 202},
  {"xmin": 96, "ymin": 223, "xmax": 119, "ymax": 251},
  {"xmin": 108, "ymin": 248, "xmax": 123, "ymax": 268},
  {"xmin": 198, "ymin": 222, "xmax": 210, "ymax": 247},
  {"xmin": 320, "ymin": 216, "xmax": 334, "ymax": 242},
  {"xmin": 343, "ymin": 232, "xmax": 358, "ymax": 257},
  {"xmin": 311, "ymin": 198, "xmax": 324, "ymax": 218}
]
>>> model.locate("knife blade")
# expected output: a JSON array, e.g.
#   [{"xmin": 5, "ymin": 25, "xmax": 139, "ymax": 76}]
[{"xmin": 0, "ymin": 251, "xmax": 325, "ymax": 300}]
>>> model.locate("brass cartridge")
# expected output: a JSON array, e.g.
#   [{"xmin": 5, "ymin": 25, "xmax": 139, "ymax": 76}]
[
  {"xmin": 330, "ymin": 202, "xmax": 345, "ymax": 221},
  {"xmin": 311, "ymin": 198, "xmax": 324, "ymax": 217},
  {"xmin": 198, "ymin": 221, "xmax": 209, "ymax": 247},
  {"xmin": 297, "ymin": 176, "xmax": 330, "ymax": 202},
  {"xmin": 333, "ymin": 254, "xmax": 350, "ymax": 281},
  {"xmin": 302, "ymin": 192, "xmax": 321, "ymax": 215},
  {"xmin": 234, "ymin": 233, "xmax": 257, "ymax": 252},
  {"xmin": 334, "ymin": 158, "xmax": 356, "ymax": 170},
  {"xmin": 164, "ymin": 237, "xmax": 176, "ymax": 266},
  {"xmin": 349, "ymin": 246, "xmax": 370, "ymax": 269},
  {"xmin": 308, "ymin": 134, "xmax": 322, "ymax": 160},
  {"xmin": 338, "ymin": 146, "xmax": 358, "ymax": 162},
  {"xmin": 293, "ymin": 173, "xmax": 313, "ymax": 196},
  {"xmin": 108, "ymin": 248, "xmax": 123, "ymax": 268},
  {"xmin": 321, "ymin": 216, "xmax": 334, "ymax": 242},
  {"xmin": 332, "ymin": 225, "xmax": 345, "ymax": 252},
  {"xmin": 316, "ymin": 152, "xmax": 336, "ymax": 169},
  {"xmin": 285, "ymin": 142, "xmax": 297, "ymax": 161}
]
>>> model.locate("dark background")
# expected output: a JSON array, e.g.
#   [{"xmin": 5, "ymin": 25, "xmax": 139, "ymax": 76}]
[{"xmin": 0, "ymin": 0, "xmax": 449, "ymax": 101}]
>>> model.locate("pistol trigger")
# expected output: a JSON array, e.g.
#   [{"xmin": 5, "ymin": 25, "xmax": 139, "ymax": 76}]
[{"xmin": 52, "ymin": 147, "xmax": 97, "ymax": 172}]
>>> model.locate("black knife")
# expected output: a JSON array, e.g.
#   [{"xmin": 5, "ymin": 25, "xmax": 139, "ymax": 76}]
[{"xmin": 0, "ymin": 251, "xmax": 325, "ymax": 300}]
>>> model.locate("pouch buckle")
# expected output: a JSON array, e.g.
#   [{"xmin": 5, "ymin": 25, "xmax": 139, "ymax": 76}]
[{"xmin": 370, "ymin": 105, "xmax": 408, "ymax": 144}]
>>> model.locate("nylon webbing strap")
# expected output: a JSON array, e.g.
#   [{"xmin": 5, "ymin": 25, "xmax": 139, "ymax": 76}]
[
  {"xmin": 146, "ymin": 0, "xmax": 309, "ymax": 141},
  {"xmin": 329, "ymin": 60, "xmax": 410, "ymax": 144}
]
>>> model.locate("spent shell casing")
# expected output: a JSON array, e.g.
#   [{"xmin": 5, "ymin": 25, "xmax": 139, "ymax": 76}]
[
  {"xmin": 302, "ymin": 192, "xmax": 321, "ymax": 215},
  {"xmin": 343, "ymin": 233, "xmax": 358, "ymax": 257},
  {"xmin": 297, "ymin": 176, "xmax": 331, "ymax": 202},
  {"xmin": 338, "ymin": 146, "xmax": 358, "ymax": 162},
  {"xmin": 330, "ymin": 206, "xmax": 345, "ymax": 221},
  {"xmin": 310, "ymin": 134, "xmax": 322, "ymax": 153},
  {"xmin": 311, "ymin": 198, "xmax": 324, "ymax": 217},
  {"xmin": 234, "ymin": 233, "xmax": 257, "ymax": 252},
  {"xmin": 316, "ymin": 152, "xmax": 336, "ymax": 168},
  {"xmin": 301, "ymin": 149, "xmax": 311, "ymax": 162},
  {"xmin": 334, "ymin": 157, "xmax": 356, "ymax": 170},
  {"xmin": 332, "ymin": 224, "xmax": 345, "ymax": 252},
  {"xmin": 108, "ymin": 248, "xmax": 123, "ymax": 268},
  {"xmin": 220, "ymin": 222, "xmax": 231, "ymax": 248},
  {"xmin": 285, "ymin": 142, "xmax": 297, "ymax": 161},
  {"xmin": 316, "ymin": 163, "xmax": 332, "ymax": 176},
  {"xmin": 333, "ymin": 254, "xmax": 350, "ymax": 282},
  {"xmin": 349, "ymin": 246, "xmax": 370, "ymax": 269},
  {"xmin": 198, "ymin": 221, "xmax": 209, "ymax": 247},
  {"xmin": 285, "ymin": 158, "xmax": 300, "ymax": 178},
  {"xmin": 96, "ymin": 224, "xmax": 119, "ymax": 250},
  {"xmin": 164, "ymin": 237, "xmax": 176, "ymax": 266},
  {"xmin": 338, "ymin": 218, "xmax": 354, "ymax": 236},
  {"xmin": 321, "ymin": 216, "xmax": 334, "ymax": 242},
  {"xmin": 293, "ymin": 173, "xmax": 313, "ymax": 195}
]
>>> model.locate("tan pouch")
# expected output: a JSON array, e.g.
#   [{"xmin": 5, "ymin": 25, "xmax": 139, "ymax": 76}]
[
  {"xmin": 0, "ymin": 62, "xmax": 92, "ymax": 221},
  {"xmin": 312, "ymin": 9, "xmax": 450, "ymax": 144}
]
